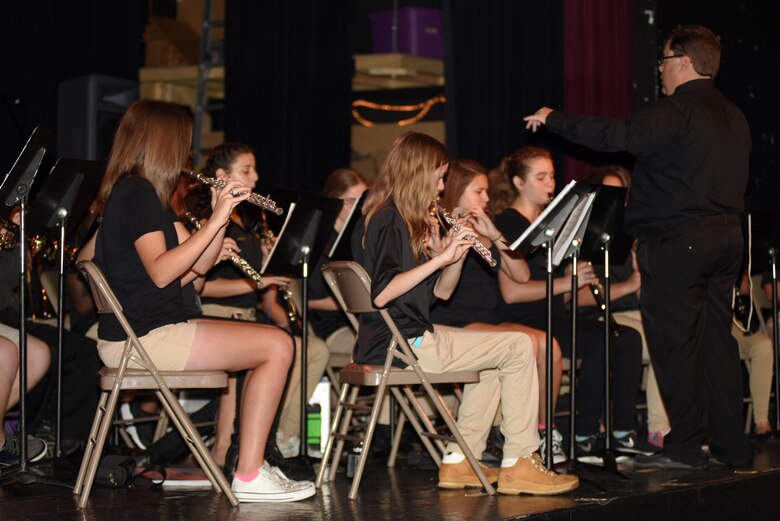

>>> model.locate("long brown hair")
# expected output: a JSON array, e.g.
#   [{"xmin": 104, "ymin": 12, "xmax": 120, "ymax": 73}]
[
  {"xmin": 364, "ymin": 132, "xmax": 448, "ymax": 259},
  {"xmin": 439, "ymin": 159, "xmax": 487, "ymax": 213},
  {"xmin": 488, "ymin": 146, "xmax": 552, "ymax": 217},
  {"xmin": 98, "ymin": 100, "xmax": 192, "ymax": 208}
]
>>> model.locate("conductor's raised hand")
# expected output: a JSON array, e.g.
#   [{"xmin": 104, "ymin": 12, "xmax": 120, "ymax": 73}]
[{"xmin": 523, "ymin": 106, "xmax": 554, "ymax": 132}]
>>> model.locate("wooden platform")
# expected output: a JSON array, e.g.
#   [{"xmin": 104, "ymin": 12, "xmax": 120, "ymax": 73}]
[{"xmin": 2, "ymin": 439, "xmax": 780, "ymax": 521}]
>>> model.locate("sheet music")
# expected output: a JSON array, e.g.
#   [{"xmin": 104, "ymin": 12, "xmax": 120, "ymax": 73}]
[
  {"xmin": 551, "ymin": 191, "xmax": 596, "ymax": 266},
  {"xmin": 260, "ymin": 201, "xmax": 296, "ymax": 274},
  {"xmin": 510, "ymin": 180, "xmax": 578, "ymax": 251}
]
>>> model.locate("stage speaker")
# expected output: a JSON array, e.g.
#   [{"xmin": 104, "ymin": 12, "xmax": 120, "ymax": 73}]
[{"xmin": 57, "ymin": 74, "xmax": 139, "ymax": 161}]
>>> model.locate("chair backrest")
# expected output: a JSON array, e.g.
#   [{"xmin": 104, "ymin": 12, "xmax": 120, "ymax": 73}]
[
  {"xmin": 321, "ymin": 261, "xmax": 415, "ymax": 367},
  {"xmin": 76, "ymin": 260, "xmax": 154, "ymax": 368}
]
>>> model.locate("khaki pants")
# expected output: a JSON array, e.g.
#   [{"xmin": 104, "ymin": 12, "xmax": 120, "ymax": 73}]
[
  {"xmin": 278, "ymin": 333, "xmax": 330, "ymax": 438},
  {"xmin": 413, "ymin": 324, "xmax": 539, "ymax": 459}
]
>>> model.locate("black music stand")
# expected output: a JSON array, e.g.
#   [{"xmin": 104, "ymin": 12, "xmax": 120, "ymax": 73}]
[
  {"xmin": 564, "ymin": 185, "xmax": 632, "ymax": 478},
  {"xmin": 26, "ymin": 158, "xmax": 103, "ymax": 459},
  {"xmin": 262, "ymin": 189, "xmax": 341, "ymax": 457},
  {"xmin": 768, "ymin": 246, "xmax": 779, "ymax": 435},
  {"xmin": 0, "ymin": 126, "xmax": 55, "ymax": 483},
  {"xmin": 509, "ymin": 180, "xmax": 594, "ymax": 470}
]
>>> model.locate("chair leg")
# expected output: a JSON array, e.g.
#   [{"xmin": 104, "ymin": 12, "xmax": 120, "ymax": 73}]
[
  {"xmin": 329, "ymin": 385, "xmax": 359, "ymax": 483},
  {"xmin": 155, "ymin": 387, "xmax": 238, "ymax": 506},
  {"xmin": 395, "ymin": 386, "xmax": 443, "ymax": 465},
  {"xmin": 387, "ymin": 409, "xmax": 406, "ymax": 468},
  {"xmin": 348, "ymin": 379, "xmax": 391, "ymax": 500},
  {"xmin": 74, "ymin": 391, "xmax": 109, "ymax": 496},
  {"xmin": 77, "ymin": 386, "xmax": 125, "ymax": 509},
  {"xmin": 316, "ymin": 382, "xmax": 351, "ymax": 488}
]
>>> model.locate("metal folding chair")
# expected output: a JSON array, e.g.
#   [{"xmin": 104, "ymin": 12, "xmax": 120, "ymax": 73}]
[
  {"xmin": 73, "ymin": 260, "xmax": 238, "ymax": 508},
  {"xmin": 314, "ymin": 261, "xmax": 494, "ymax": 499}
]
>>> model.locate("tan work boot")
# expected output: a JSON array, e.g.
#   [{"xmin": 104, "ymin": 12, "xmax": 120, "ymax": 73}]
[
  {"xmin": 497, "ymin": 453, "xmax": 579, "ymax": 495},
  {"xmin": 438, "ymin": 459, "xmax": 500, "ymax": 489}
]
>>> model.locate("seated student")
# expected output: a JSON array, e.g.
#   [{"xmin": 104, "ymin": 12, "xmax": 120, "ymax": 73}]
[
  {"xmin": 308, "ymin": 168, "xmax": 368, "ymax": 362},
  {"xmin": 433, "ymin": 159, "xmax": 567, "ymax": 463},
  {"xmin": 352, "ymin": 131, "xmax": 578, "ymax": 495},
  {"xmin": 0, "ymin": 328, "xmax": 50, "ymax": 465},
  {"xmin": 84, "ymin": 100, "xmax": 314, "ymax": 502},
  {"xmin": 191, "ymin": 143, "xmax": 329, "ymax": 460},
  {"xmin": 490, "ymin": 148, "xmax": 649, "ymax": 460}
]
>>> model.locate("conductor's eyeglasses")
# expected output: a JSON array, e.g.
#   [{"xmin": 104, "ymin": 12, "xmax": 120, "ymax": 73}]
[{"xmin": 658, "ymin": 54, "xmax": 685, "ymax": 66}]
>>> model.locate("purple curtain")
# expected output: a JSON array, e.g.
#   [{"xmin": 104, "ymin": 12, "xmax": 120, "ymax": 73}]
[{"xmin": 562, "ymin": 0, "xmax": 635, "ymax": 181}]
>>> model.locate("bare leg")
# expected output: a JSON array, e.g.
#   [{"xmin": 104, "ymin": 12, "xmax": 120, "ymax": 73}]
[
  {"xmin": 211, "ymin": 374, "xmax": 237, "ymax": 466},
  {"xmin": 186, "ymin": 319, "xmax": 293, "ymax": 475},
  {"xmin": 0, "ymin": 334, "xmax": 51, "ymax": 447}
]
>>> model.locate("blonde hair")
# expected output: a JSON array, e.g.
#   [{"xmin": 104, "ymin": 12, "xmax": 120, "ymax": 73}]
[
  {"xmin": 364, "ymin": 132, "xmax": 448, "ymax": 259},
  {"xmin": 98, "ymin": 100, "xmax": 192, "ymax": 208}
]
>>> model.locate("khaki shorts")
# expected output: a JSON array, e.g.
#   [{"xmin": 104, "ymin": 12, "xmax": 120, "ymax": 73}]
[
  {"xmin": 200, "ymin": 303, "xmax": 257, "ymax": 321},
  {"xmin": 97, "ymin": 321, "xmax": 198, "ymax": 371},
  {"xmin": 0, "ymin": 323, "xmax": 19, "ymax": 346}
]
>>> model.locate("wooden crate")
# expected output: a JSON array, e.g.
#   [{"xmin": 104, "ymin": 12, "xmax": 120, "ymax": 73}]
[
  {"xmin": 139, "ymin": 65, "xmax": 224, "ymax": 107},
  {"xmin": 352, "ymin": 53, "xmax": 444, "ymax": 91}
]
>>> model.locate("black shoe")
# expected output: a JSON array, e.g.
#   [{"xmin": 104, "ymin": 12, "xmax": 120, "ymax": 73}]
[
  {"xmin": 634, "ymin": 453, "xmax": 707, "ymax": 470},
  {"xmin": 575, "ymin": 433, "xmax": 605, "ymax": 463},
  {"xmin": 612, "ymin": 431, "xmax": 659, "ymax": 456}
]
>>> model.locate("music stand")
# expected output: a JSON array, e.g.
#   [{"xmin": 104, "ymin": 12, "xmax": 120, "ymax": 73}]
[
  {"xmin": 262, "ymin": 189, "xmax": 341, "ymax": 457},
  {"xmin": 26, "ymin": 158, "xmax": 103, "ymax": 458},
  {"xmin": 0, "ymin": 126, "xmax": 55, "ymax": 482},
  {"xmin": 509, "ymin": 180, "xmax": 594, "ymax": 470}
]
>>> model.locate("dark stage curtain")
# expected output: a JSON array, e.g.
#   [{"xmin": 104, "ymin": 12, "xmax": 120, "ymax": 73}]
[
  {"xmin": 562, "ymin": 0, "xmax": 635, "ymax": 181},
  {"xmin": 223, "ymin": 1, "xmax": 354, "ymax": 195},
  {"xmin": 444, "ymin": 0, "xmax": 564, "ymax": 172}
]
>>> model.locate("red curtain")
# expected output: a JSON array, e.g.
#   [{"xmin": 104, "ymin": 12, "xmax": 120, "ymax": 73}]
[{"xmin": 562, "ymin": 0, "xmax": 635, "ymax": 181}]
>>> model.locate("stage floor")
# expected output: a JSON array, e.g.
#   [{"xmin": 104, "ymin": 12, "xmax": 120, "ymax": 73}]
[{"xmin": 2, "ymin": 439, "xmax": 780, "ymax": 521}]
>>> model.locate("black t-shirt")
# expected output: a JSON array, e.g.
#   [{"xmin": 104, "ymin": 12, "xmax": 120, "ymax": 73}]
[
  {"xmin": 351, "ymin": 201, "xmax": 438, "ymax": 366},
  {"xmin": 96, "ymin": 175, "xmax": 186, "ymax": 341},
  {"xmin": 494, "ymin": 208, "xmax": 565, "ymax": 323},
  {"xmin": 430, "ymin": 244, "xmax": 501, "ymax": 326},
  {"xmin": 200, "ymin": 220, "xmax": 263, "ymax": 309}
]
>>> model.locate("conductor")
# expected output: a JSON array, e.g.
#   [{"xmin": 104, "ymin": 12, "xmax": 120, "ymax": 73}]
[{"xmin": 523, "ymin": 25, "xmax": 753, "ymax": 469}]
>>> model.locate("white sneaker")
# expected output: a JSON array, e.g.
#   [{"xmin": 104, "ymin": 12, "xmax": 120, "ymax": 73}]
[
  {"xmin": 539, "ymin": 428, "xmax": 568, "ymax": 464},
  {"xmin": 232, "ymin": 462, "xmax": 315, "ymax": 502},
  {"xmin": 269, "ymin": 464, "xmax": 312, "ymax": 489}
]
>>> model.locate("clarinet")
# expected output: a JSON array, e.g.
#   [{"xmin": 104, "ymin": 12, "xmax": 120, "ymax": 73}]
[
  {"xmin": 589, "ymin": 281, "xmax": 623, "ymax": 336},
  {"xmin": 189, "ymin": 170, "xmax": 284, "ymax": 215},
  {"xmin": 434, "ymin": 204, "xmax": 497, "ymax": 267},
  {"xmin": 259, "ymin": 210, "xmax": 302, "ymax": 328},
  {"xmin": 184, "ymin": 212, "xmax": 265, "ymax": 288}
]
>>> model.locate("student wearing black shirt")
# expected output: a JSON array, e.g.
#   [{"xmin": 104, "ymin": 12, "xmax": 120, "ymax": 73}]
[
  {"xmin": 524, "ymin": 25, "xmax": 753, "ymax": 469},
  {"xmin": 88, "ymin": 101, "xmax": 314, "ymax": 502},
  {"xmin": 353, "ymin": 132, "xmax": 578, "ymax": 495},
  {"xmin": 490, "ymin": 148, "xmax": 648, "ymax": 460},
  {"xmin": 434, "ymin": 159, "xmax": 568, "ymax": 463}
]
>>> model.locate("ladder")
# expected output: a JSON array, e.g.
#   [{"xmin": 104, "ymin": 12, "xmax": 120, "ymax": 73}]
[{"xmin": 192, "ymin": 0, "xmax": 224, "ymax": 167}]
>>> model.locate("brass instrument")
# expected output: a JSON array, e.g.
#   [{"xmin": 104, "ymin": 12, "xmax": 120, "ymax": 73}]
[
  {"xmin": 185, "ymin": 212, "xmax": 265, "ymax": 288},
  {"xmin": 189, "ymin": 171, "xmax": 284, "ymax": 215},
  {"xmin": 0, "ymin": 216, "xmax": 18, "ymax": 249},
  {"xmin": 434, "ymin": 204, "xmax": 497, "ymax": 267}
]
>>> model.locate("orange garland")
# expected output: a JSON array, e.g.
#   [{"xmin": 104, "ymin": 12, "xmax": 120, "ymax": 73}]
[{"xmin": 351, "ymin": 95, "xmax": 446, "ymax": 127}]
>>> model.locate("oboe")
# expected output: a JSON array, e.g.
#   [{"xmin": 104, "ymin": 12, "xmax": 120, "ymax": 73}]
[
  {"xmin": 434, "ymin": 204, "xmax": 497, "ymax": 267},
  {"xmin": 185, "ymin": 212, "xmax": 265, "ymax": 288},
  {"xmin": 189, "ymin": 170, "xmax": 284, "ymax": 215}
]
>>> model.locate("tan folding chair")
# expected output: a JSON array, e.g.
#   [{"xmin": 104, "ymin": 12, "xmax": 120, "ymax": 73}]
[
  {"xmin": 73, "ymin": 260, "xmax": 238, "ymax": 508},
  {"xmin": 314, "ymin": 261, "xmax": 494, "ymax": 499}
]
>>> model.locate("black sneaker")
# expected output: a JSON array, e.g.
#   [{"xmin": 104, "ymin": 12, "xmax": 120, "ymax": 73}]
[
  {"xmin": 612, "ymin": 431, "xmax": 658, "ymax": 456},
  {"xmin": 120, "ymin": 401, "xmax": 157, "ymax": 450},
  {"xmin": 575, "ymin": 433, "xmax": 605, "ymax": 463},
  {"xmin": 0, "ymin": 434, "xmax": 47, "ymax": 466}
]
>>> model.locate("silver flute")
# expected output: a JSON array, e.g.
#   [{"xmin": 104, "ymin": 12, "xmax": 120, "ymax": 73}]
[
  {"xmin": 189, "ymin": 171, "xmax": 283, "ymax": 215},
  {"xmin": 185, "ymin": 212, "xmax": 265, "ymax": 288},
  {"xmin": 435, "ymin": 204, "xmax": 497, "ymax": 267}
]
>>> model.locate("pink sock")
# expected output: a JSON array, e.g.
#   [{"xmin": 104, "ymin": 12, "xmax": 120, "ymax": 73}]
[{"xmin": 235, "ymin": 469, "xmax": 259, "ymax": 482}]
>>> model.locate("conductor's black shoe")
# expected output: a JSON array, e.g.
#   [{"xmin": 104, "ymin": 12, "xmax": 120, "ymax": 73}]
[{"xmin": 634, "ymin": 453, "xmax": 707, "ymax": 470}]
